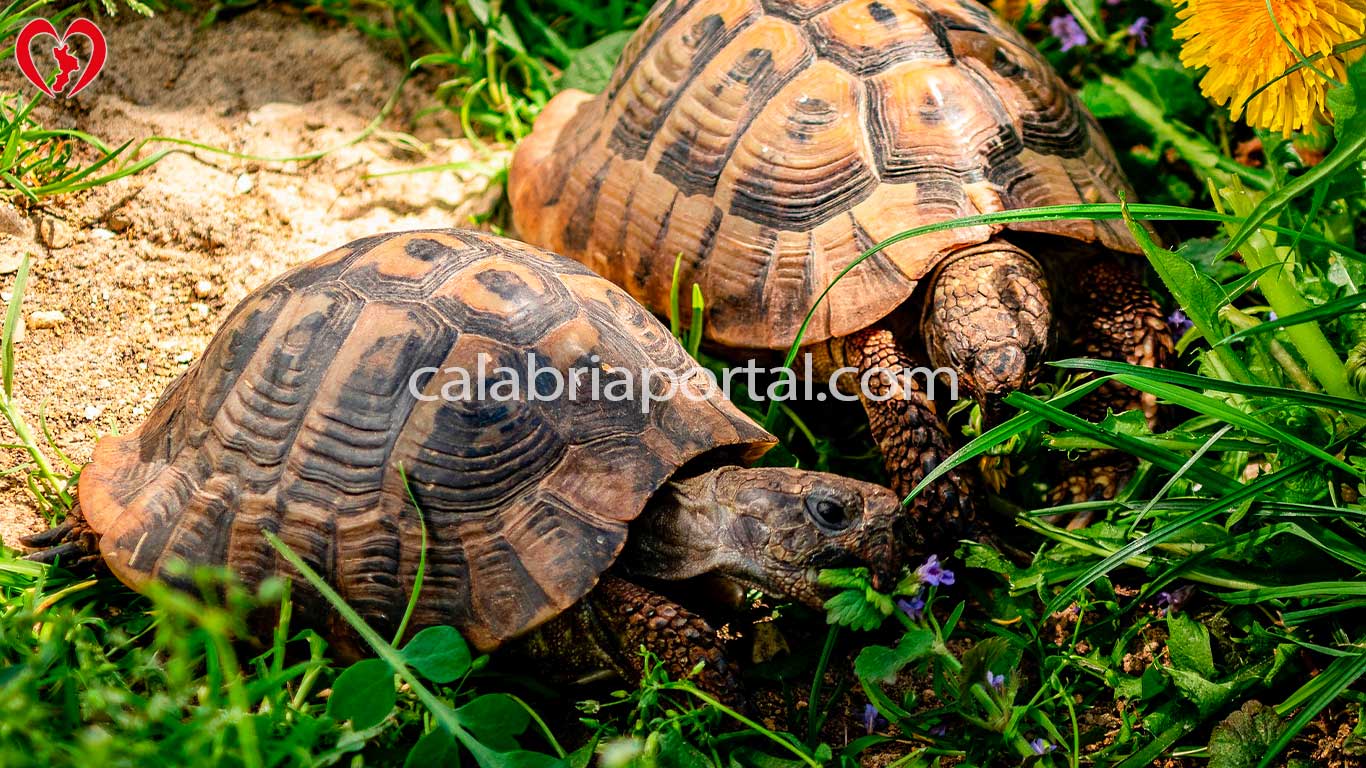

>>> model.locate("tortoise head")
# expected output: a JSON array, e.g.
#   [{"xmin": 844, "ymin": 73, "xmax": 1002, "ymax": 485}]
[
  {"xmin": 623, "ymin": 467, "xmax": 905, "ymax": 609},
  {"xmin": 922, "ymin": 241, "xmax": 1053, "ymax": 425}
]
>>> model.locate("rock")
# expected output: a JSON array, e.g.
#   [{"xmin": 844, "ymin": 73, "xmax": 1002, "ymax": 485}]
[
  {"xmin": 175, "ymin": 350, "xmax": 194, "ymax": 364},
  {"xmin": 83, "ymin": 405, "xmax": 103, "ymax": 421},
  {"xmin": 235, "ymin": 173, "xmax": 255, "ymax": 195},
  {"xmin": 107, "ymin": 212, "xmax": 132, "ymax": 232},
  {"xmin": 0, "ymin": 204, "xmax": 28, "ymax": 237},
  {"xmin": 28, "ymin": 310, "xmax": 66, "ymax": 329},
  {"xmin": 190, "ymin": 302, "xmax": 210, "ymax": 317},
  {"xmin": 37, "ymin": 218, "xmax": 73, "ymax": 249},
  {"xmin": 194, "ymin": 279, "xmax": 214, "ymax": 299},
  {"xmin": 0, "ymin": 251, "xmax": 25, "ymax": 275},
  {"xmin": 90, "ymin": 228, "xmax": 116, "ymax": 241}
]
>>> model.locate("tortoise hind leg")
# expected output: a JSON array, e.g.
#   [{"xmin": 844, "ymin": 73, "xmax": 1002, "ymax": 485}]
[
  {"xmin": 1050, "ymin": 257, "xmax": 1174, "ymax": 525},
  {"xmin": 516, "ymin": 574, "xmax": 744, "ymax": 707},
  {"xmin": 19, "ymin": 503, "xmax": 101, "ymax": 569},
  {"xmin": 839, "ymin": 328, "xmax": 980, "ymax": 545}
]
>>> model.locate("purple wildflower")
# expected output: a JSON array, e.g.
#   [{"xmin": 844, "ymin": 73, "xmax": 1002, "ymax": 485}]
[
  {"xmin": 986, "ymin": 670, "xmax": 1006, "ymax": 690},
  {"xmin": 1268, "ymin": 311, "xmax": 1279, "ymax": 321},
  {"xmin": 1127, "ymin": 16, "xmax": 1150, "ymax": 46},
  {"xmin": 929, "ymin": 724, "xmax": 948, "ymax": 737},
  {"xmin": 897, "ymin": 594, "xmax": 926, "ymax": 621},
  {"xmin": 1157, "ymin": 584, "xmax": 1197, "ymax": 617},
  {"xmin": 1030, "ymin": 738, "xmax": 1058, "ymax": 755},
  {"xmin": 915, "ymin": 555, "xmax": 955, "ymax": 587},
  {"xmin": 862, "ymin": 703, "xmax": 888, "ymax": 734},
  {"xmin": 1050, "ymin": 15, "xmax": 1089, "ymax": 52},
  {"xmin": 1167, "ymin": 309, "xmax": 1194, "ymax": 335}
]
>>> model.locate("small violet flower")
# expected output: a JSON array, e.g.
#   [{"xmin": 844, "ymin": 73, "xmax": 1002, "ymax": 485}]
[
  {"xmin": 1030, "ymin": 738, "xmax": 1058, "ymax": 755},
  {"xmin": 1050, "ymin": 14, "xmax": 1089, "ymax": 52},
  {"xmin": 897, "ymin": 594, "xmax": 926, "ymax": 621},
  {"xmin": 1157, "ymin": 584, "xmax": 1197, "ymax": 617},
  {"xmin": 1167, "ymin": 309, "xmax": 1194, "ymax": 335},
  {"xmin": 929, "ymin": 724, "xmax": 948, "ymax": 737},
  {"xmin": 915, "ymin": 555, "xmax": 955, "ymax": 587},
  {"xmin": 862, "ymin": 703, "xmax": 888, "ymax": 735},
  {"xmin": 1128, "ymin": 16, "xmax": 1151, "ymax": 47},
  {"xmin": 986, "ymin": 670, "xmax": 1006, "ymax": 690}
]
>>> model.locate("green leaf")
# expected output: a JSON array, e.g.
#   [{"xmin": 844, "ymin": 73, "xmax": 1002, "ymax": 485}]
[
  {"xmin": 1167, "ymin": 614, "xmax": 1216, "ymax": 678},
  {"xmin": 559, "ymin": 30, "xmax": 633, "ymax": 93},
  {"xmin": 853, "ymin": 627, "xmax": 935, "ymax": 684},
  {"xmin": 404, "ymin": 728, "xmax": 458, "ymax": 768},
  {"xmin": 402, "ymin": 625, "xmax": 471, "ymax": 684},
  {"xmin": 457, "ymin": 692, "xmax": 532, "ymax": 751},
  {"xmin": 1326, "ymin": 55, "xmax": 1366, "ymax": 145},
  {"xmin": 1167, "ymin": 667, "xmax": 1236, "ymax": 717},
  {"xmin": 823, "ymin": 590, "xmax": 887, "ymax": 631},
  {"xmin": 327, "ymin": 658, "xmax": 396, "ymax": 730},
  {"xmin": 1208, "ymin": 701, "xmax": 1286, "ymax": 768}
]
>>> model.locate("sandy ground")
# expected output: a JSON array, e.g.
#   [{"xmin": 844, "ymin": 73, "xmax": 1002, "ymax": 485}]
[{"xmin": 0, "ymin": 6, "xmax": 500, "ymax": 547}]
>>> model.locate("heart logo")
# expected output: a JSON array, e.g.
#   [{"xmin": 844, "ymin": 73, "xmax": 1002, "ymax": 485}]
[{"xmin": 14, "ymin": 18, "xmax": 107, "ymax": 98}]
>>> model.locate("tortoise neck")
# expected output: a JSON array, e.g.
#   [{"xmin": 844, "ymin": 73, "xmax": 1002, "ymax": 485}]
[{"xmin": 618, "ymin": 468, "xmax": 731, "ymax": 583}]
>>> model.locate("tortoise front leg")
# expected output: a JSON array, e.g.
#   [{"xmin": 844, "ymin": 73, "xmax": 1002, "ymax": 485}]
[
  {"xmin": 586, "ymin": 575, "xmax": 743, "ymax": 705},
  {"xmin": 1050, "ymin": 257, "xmax": 1174, "ymax": 523},
  {"xmin": 518, "ymin": 574, "xmax": 744, "ymax": 706},
  {"xmin": 839, "ymin": 328, "xmax": 980, "ymax": 546}
]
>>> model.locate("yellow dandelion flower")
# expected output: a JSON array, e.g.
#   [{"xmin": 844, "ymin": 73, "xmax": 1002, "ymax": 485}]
[{"xmin": 1173, "ymin": 0, "xmax": 1366, "ymax": 136}]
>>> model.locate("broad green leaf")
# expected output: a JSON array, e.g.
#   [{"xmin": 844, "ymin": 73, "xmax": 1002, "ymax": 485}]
[
  {"xmin": 853, "ymin": 627, "xmax": 935, "ymax": 684},
  {"xmin": 457, "ymin": 692, "xmax": 532, "ymax": 751},
  {"xmin": 1167, "ymin": 614, "xmax": 1216, "ymax": 678},
  {"xmin": 404, "ymin": 727, "xmax": 458, "ymax": 768},
  {"xmin": 326, "ymin": 658, "xmax": 396, "ymax": 730},
  {"xmin": 1208, "ymin": 701, "xmax": 1285, "ymax": 768},
  {"xmin": 402, "ymin": 625, "xmax": 471, "ymax": 684},
  {"xmin": 560, "ymin": 31, "xmax": 633, "ymax": 93},
  {"xmin": 1167, "ymin": 667, "xmax": 1235, "ymax": 717}
]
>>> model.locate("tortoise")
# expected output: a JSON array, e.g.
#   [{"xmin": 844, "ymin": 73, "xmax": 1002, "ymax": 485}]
[
  {"xmin": 24, "ymin": 229, "xmax": 907, "ymax": 701},
  {"xmin": 508, "ymin": 0, "xmax": 1174, "ymax": 523}
]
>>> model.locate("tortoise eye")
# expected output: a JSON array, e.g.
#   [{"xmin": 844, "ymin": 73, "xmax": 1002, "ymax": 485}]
[{"xmin": 805, "ymin": 491, "xmax": 855, "ymax": 534}]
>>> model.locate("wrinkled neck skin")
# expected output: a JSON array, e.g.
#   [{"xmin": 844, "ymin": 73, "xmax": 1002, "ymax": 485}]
[{"xmin": 619, "ymin": 466, "xmax": 899, "ymax": 609}]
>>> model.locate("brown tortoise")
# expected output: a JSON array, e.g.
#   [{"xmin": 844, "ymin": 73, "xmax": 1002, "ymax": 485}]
[
  {"xmin": 26, "ymin": 229, "xmax": 907, "ymax": 700},
  {"xmin": 508, "ymin": 0, "xmax": 1174, "ymax": 525}
]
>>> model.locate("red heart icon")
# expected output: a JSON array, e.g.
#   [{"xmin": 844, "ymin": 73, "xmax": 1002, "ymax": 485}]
[{"xmin": 15, "ymin": 18, "xmax": 107, "ymax": 98}]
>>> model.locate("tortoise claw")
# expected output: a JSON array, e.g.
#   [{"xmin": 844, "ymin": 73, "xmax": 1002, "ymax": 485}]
[{"xmin": 19, "ymin": 520, "xmax": 76, "ymax": 549}]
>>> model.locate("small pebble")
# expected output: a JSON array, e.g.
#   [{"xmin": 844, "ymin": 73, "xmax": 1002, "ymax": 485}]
[
  {"xmin": 90, "ymin": 228, "xmax": 116, "ymax": 241},
  {"xmin": 235, "ymin": 174, "xmax": 254, "ymax": 195},
  {"xmin": 190, "ymin": 302, "xmax": 210, "ymax": 317},
  {"xmin": 38, "ymin": 218, "xmax": 73, "ymax": 249},
  {"xmin": 194, "ymin": 279, "xmax": 214, "ymax": 299},
  {"xmin": 29, "ymin": 310, "xmax": 66, "ymax": 329},
  {"xmin": 175, "ymin": 350, "xmax": 194, "ymax": 364},
  {"xmin": 83, "ymin": 405, "xmax": 103, "ymax": 421},
  {"xmin": 0, "ymin": 251, "xmax": 24, "ymax": 275},
  {"xmin": 107, "ymin": 212, "xmax": 132, "ymax": 232}
]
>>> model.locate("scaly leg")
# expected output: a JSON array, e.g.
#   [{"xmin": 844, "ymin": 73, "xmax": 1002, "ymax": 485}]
[
  {"xmin": 1051, "ymin": 258, "xmax": 1174, "ymax": 523},
  {"xmin": 517, "ymin": 575, "xmax": 744, "ymax": 706},
  {"xmin": 842, "ymin": 328, "xmax": 980, "ymax": 547}
]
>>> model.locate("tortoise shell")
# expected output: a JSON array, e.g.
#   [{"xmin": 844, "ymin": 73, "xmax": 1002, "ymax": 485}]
[
  {"xmin": 509, "ymin": 0, "xmax": 1137, "ymax": 351},
  {"xmin": 77, "ymin": 230, "xmax": 774, "ymax": 652}
]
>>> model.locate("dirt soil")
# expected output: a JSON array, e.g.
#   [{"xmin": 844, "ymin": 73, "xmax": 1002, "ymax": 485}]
[{"xmin": 0, "ymin": 6, "xmax": 500, "ymax": 547}]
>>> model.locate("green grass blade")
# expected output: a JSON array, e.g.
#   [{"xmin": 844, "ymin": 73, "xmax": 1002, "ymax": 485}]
[{"xmin": 3, "ymin": 253, "xmax": 29, "ymax": 399}]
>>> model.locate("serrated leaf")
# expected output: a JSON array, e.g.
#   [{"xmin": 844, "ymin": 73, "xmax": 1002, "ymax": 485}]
[
  {"xmin": 1167, "ymin": 667, "xmax": 1235, "ymax": 717},
  {"xmin": 560, "ymin": 30, "xmax": 633, "ymax": 93},
  {"xmin": 823, "ymin": 590, "xmax": 885, "ymax": 631},
  {"xmin": 402, "ymin": 625, "xmax": 471, "ymax": 683},
  {"xmin": 327, "ymin": 658, "xmax": 396, "ymax": 730},
  {"xmin": 853, "ymin": 627, "xmax": 936, "ymax": 684},
  {"xmin": 1167, "ymin": 614, "xmax": 1216, "ymax": 678}
]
